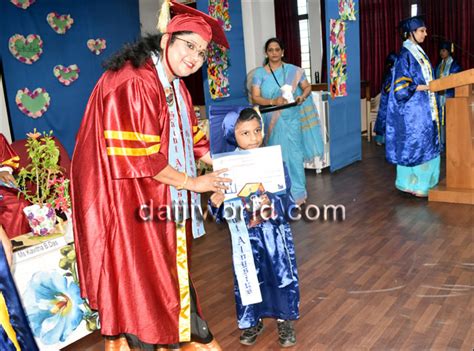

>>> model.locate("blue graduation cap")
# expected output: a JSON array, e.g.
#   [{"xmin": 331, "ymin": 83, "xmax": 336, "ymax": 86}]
[
  {"xmin": 399, "ymin": 15, "xmax": 426, "ymax": 34},
  {"xmin": 385, "ymin": 51, "xmax": 398, "ymax": 67},
  {"xmin": 439, "ymin": 40, "xmax": 454, "ymax": 53},
  {"xmin": 208, "ymin": 105, "xmax": 250, "ymax": 155}
]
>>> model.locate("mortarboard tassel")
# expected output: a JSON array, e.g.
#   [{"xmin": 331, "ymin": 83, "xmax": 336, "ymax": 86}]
[
  {"xmin": 451, "ymin": 42, "xmax": 454, "ymax": 54},
  {"xmin": 157, "ymin": 0, "xmax": 171, "ymax": 33}
]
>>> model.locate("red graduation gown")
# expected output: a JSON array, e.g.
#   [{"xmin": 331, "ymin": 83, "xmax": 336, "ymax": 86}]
[
  {"xmin": 71, "ymin": 59, "xmax": 209, "ymax": 344},
  {"xmin": 0, "ymin": 134, "xmax": 30, "ymax": 238}
]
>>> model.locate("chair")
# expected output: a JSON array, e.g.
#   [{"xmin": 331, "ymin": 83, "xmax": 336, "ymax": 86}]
[{"xmin": 367, "ymin": 93, "xmax": 381, "ymax": 142}]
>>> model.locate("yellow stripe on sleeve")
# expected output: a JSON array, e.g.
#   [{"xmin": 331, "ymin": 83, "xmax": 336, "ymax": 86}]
[
  {"xmin": 104, "ymin": 130, "xmax": 161, "ymax": 143},
  {"xmin": 1, "ymin": 157, "xmax": 20, "ymax": 168},
  {"xmin": 394, "ymin": 82, "xmax": 410, "ymax": 93},
  {"xmin": 106, "ymin": 143, "xmax": 161, "ymax": 156},
  {"xmin": 394, "ymin": 76, "xmax": 413, "ymax": 84}
]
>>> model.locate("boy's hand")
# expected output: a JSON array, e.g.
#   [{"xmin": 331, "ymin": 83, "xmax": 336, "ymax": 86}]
[
  {"xmin": 259, "ymin": 193, "xmax": 271, "ymax": 206},
  {"xmin": 210, "ymin": 191, "xmax": 225, "ymax": 207},
  {"xmin": 0, "ymin": 171, "xmax": 16, "ymax": 186},
  {"xmin": 259, "ymin": 194, "xmax": 273, "ymax": 219}
]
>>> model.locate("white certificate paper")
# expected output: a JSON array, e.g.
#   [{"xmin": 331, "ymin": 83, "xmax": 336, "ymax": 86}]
[{"xmin": 212, "ymin": 145, "xmax": 286, "ymax": 201}]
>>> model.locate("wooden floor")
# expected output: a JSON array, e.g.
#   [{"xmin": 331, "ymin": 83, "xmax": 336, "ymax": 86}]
[{"xmin": 64, "ymin": 141, "xmax": 473, "ymax": 351}]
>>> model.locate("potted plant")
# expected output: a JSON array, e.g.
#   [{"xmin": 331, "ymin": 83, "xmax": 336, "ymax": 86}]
[{"xmin": 16, "ymin": 130, "xmax": 71, "ymax": 236}]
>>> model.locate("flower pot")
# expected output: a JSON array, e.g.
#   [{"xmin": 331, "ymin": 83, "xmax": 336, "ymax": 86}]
[{"xmin": 23, "ymin": 204, "xmax": 56, "ymax": 236}]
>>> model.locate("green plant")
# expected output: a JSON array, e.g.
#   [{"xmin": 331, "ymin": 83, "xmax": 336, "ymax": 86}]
[{"xmin": 16, "ymin": 130, "xmax": 71, "ymax": 212}]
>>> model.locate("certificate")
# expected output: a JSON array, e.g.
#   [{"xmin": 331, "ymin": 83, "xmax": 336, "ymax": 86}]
[{"xmin": 212, "ymin": 145, "xmax": 286, "ymax": 201}]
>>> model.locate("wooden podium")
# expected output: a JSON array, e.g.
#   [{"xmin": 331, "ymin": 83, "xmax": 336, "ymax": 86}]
[{"xmin": 428, "ymin": 69, "xmax": 474, "ymax": 205}]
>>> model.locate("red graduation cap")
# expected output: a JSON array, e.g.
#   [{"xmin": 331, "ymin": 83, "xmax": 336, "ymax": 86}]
[{"xmin": 160, "ymin": 0, "xmax": 229, "ymax": 49}]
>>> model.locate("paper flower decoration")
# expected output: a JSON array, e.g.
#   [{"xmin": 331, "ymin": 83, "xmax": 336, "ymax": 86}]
[
  {"xmin": 87, "ymin": 38, "xmax": 106, "ymax": 55},
  {"xmin": 10, "ymin": 0, "xmax": 35, "ymax": 10},
  {"xmin": 9, "ymin": 34, "xmax": 43, "ymax": 64},
  {"xmin": 47, "ymin": 13, "xmax": 74, "ymax": 34},
  {"xmin": 53, "ymin": 64, "xmax": 80, "ymax": 86},
  {"xmin": 15, "ymin": 88, "xmax": 50, "ymax": 118}
]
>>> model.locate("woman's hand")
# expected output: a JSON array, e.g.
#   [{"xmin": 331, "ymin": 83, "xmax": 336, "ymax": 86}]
[
  {"xmin": 187, "ymin": 169, "xmax": 232, "ymax": 193},
  {"xmin": 273, "ymin": 96, "xmax": 288, "ymax": 106},
  {"xmin": 295, "ymin": 95, "xmax": 305, "ymax": 105},
  {"xmin": 0, "ymin": 171, "xmax": 16, "ymax": 186},
  {"xmin": 210, "ymin": 191, "xmax": 225, "ymax": 207},
  {"xmin": 296, "ymin": 79, "xmax": 311, "ymax": 105},
  {"xmin": 416, "ymin": 85, "xmax": 430, "ymax": 91}
]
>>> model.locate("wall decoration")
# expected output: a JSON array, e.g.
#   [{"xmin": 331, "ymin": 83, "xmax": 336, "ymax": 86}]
[
  {"xmin": 208, "ymin": 0, "xmax": 231, "ymax": 31},
  {"xmin": 1, "ymin": 0, "xmax": 140, "ymax": 156},
  {"xmin": 87, "ymin": 38, "xmax": 107, "ymax": 55},
  {"xmin": 8, "ymin": 34, "xmax": 43, "ymax": 64},
  {"xmin": 53, "ymin": 64, "xmax": 80, "ymax": 86},
  {"xmin": 207, "ymin": 43, "xmax": 230, "ymax": 99},
  {"xmin": 329, "ymin": 19, "xmax": 347, "ymax": 98},
  {"xmin": 15, "ymin": 87, "xmax": 50, "ymax": 118},
  {"xmin": 47, "ymin": 13, "xmax": 74, "ymax": 34},
  {"xmin": 10, "ymin": 0, "xmax": 35, "ymax": 10},
  {"xmin": 338, "ymin": 0, "xmax": 356, "ymax": 21}
]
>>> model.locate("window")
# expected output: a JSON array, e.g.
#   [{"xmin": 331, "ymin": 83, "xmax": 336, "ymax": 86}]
[{"xmin": 297, "ymin": 0, "xmax": 312, "ymax": 83}]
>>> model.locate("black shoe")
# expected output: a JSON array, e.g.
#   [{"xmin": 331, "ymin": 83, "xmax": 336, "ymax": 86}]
[
  {"xmin": 239, "ymin": 320, "xmax": 264, "ymax": 346},
  {"xmin": 277, "ymin": 320, "xmax": 296, "ymax": 347}
]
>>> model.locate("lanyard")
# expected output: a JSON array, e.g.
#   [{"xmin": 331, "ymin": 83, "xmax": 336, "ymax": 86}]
[{"xmin": 268, "ymin": 63, "xmax": 285, "ymax": 88}]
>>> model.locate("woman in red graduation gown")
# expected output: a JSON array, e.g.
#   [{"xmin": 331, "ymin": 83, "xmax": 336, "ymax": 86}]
[{"xmin": 71, "ymin": 1, "xmax": 231, "ymax": 350}]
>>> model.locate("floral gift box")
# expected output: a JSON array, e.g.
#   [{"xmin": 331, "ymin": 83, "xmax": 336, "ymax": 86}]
[{"xmin": 12, "ymin": 234, "xmax": 98, "ymax": 349}]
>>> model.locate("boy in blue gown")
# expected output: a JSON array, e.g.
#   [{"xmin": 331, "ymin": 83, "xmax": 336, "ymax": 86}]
[
  {"xmin": 435, "ymin": 41, "xmax": 462, "ymax": 146},
  {"xmin": 208, "ymin": 108, "xmax": 300, "ymax": 348},
  {"xmin": 385, "ymin": 16, "xmax": 441, "ymax": 197}
]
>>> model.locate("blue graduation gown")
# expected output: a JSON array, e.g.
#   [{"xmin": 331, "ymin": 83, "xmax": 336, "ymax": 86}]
[
  {"xmin": 374, "ymin": 67, "xmax": 395, "ymax": 138},
  {"xmin": 209, "ymin": 165, "xmax": 300, "ymax": 329},
  {"xmin": 0, "ymin": 245, "xmax": 39, "ymax": 350},
  {"xmin": 385, "ymin": 47, "xmax": 440, "ymax": 167},
  {"xmin": 435, "ymin": 58, "xmax": 462, "ymax": 98}
]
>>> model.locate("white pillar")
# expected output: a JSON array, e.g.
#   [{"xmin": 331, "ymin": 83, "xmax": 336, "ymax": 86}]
[
  {"xmin": 308, "ymin": 0, "xmax": 323, "ymax": 82},
  {"xmin": 241, "ymin": 0, "xmax": 276, "ymax": 72}
]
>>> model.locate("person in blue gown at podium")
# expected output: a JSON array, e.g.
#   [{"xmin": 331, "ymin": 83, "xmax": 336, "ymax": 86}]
[
  {"xmin": 385, "ymin": 16, "xmax": 441, "ymax": 197},
  {"xmin": 435, "ymin": 41, "xmax": 462, "ymax": 147}
]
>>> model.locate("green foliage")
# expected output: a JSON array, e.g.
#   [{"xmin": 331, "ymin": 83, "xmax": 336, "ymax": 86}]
[{"xmin": 16, "ymin": 130, "xmax": 71, "ymax": 211}]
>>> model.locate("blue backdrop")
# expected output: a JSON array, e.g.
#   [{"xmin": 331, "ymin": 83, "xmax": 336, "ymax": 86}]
[
  {"xmin": 0, "ymin": 0, "xmax": 140, "ymax": 156},
  {"xmin": 325, "ymin": 0, "xmax": 362, "ymax": 172},
  {"xmin": 196, "ymin": 0, "xmax": 248, "ymax": 113}
]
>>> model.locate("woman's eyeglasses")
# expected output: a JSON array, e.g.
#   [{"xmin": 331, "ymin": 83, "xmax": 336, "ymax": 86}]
[{"xmin": 174, "ymin": 37, "xmax": 208, "ymax": 61}]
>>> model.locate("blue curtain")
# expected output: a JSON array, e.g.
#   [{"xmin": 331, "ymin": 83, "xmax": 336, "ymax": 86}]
[{"xmin": 0, "ymin": 0, "xmax": 140, "ymax": 156}]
